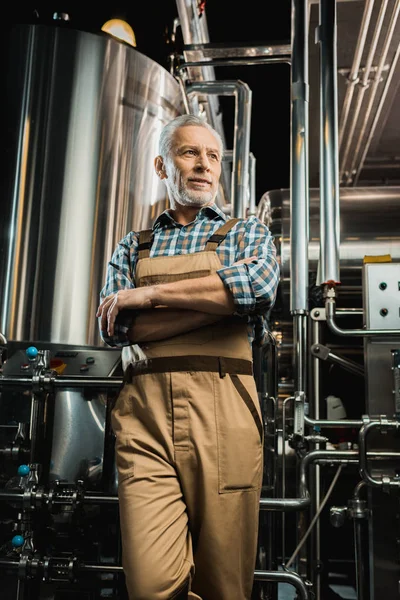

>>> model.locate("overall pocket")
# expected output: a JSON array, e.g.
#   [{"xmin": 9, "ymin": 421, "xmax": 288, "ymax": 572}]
[{"xmin": 215, "ymin": 373, "xmax": 263, "ymax": 493}]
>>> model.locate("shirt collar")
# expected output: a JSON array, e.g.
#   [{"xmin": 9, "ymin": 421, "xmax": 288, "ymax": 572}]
[{"xmin": 153, "ymin": 203, "xmax": 227, "ymax": 230}]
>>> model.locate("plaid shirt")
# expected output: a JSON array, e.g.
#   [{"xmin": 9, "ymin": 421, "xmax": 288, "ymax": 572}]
[{"xmin": 99, "ymin": 203, "xmax": 280, "ymax": 347}]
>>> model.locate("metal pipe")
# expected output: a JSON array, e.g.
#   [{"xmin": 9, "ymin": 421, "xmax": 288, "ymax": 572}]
[
  {"xmin": 305, "ymin": 415, "xmax": 363, "ymax": 428},
  {"xmin": 340, "ymin": 0, "xmax": 389, "ymax": 181},
  {"xmin": 351, "ymin": 481, "xmax": 369, "ymax": 599},
  {"xmin": 248, "ymin": 152, "xmax": 256, "ymax": 216},
  {"xmin": 293, "ymin": 314, "xmax": 308, "ymax": 437},
  {"xmin": 321, "ymin": 349, "xmax": 364, "ymax": 377},
  {"xmin": 311, "ymin": 343, "xmax": 365, "ymax": 377},
  {"xmin": 175, "ymin": 0, "xmax": 231, "ymax": 198},
  {"xmin": 186, "ymin": 80, "xmax": 252, "ymax": 218},
  {"xmin": 178, "ymin": 57, "xmax": 291, "ymax": 69},
  {"xmin": 311, "ymin": 319, "xmax": 321, "ymax": 600},
  {"xmin": 353, "ymin": 480, "xmax": 367, "ymax": 500},
  {"xmin": 359, "ymin": 419, "xmax": 400, "ymax": 488},
  {"xmin": 348, "ymin": 0, "xmax": 400, "ymax": 183},
  {"xmin": 80, "ymin": 564, "xmax": 123, "ymax": 573},
  {"xmin": 354, "ymin": 35, "xmax": 400, "ymax": 185},
  {"xmin": 0, "ymin": 490, "xmax": 119, "ymax": 504},
  {"xmin": 282, "ymin": 396, "xmax": 294, "ymax": 560},
  {"xmin": 260, "ymin": 448, "xmax": 359, "ymax": 513},
  {"xmin": 0, "ymin": 332, "xmax": 7, "ymax": 345},
  {"xmin": 174, "ymin": 1, "xmax": 221, "ymax": 125},
  {"xmin": 318, "ymin": 0, "xmax": 340, "ymax": 285},
  {"xmin": 0, "ymin": 375, "xmax": 123, "ymax": 389},
  {"xmin": 326, "ymin": 297, "xmax": 400, "ymax": 337},
  {"xmin": 0, "ymin": 560, "xmax": 308, "ymax": 598},
  {"xmin": 253, "ymin": 570, "xmax": 309, "ymax": 599},
  {"xmin": 338, "ymin": 0, "xmax": 375, "ymax": 148},
  {"xmin": 183, "ymin": 43, "xmax": 292, "ymax": 60},
  {"xmin": 290, "ymin": 0, "xmax": 309, "ymax": 312},
  {"xmin": 300, "ymin": 450, "xmax": 358, "ymax": 496},
  {"xmin": 354, "ymin": 518, "xmax": 368, "ymax": 600}
]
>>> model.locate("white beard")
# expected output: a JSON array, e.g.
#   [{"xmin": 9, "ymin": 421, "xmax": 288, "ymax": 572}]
[{"xmin": 165, "ymin": 162, "xmax": 216, "ymax": 208}]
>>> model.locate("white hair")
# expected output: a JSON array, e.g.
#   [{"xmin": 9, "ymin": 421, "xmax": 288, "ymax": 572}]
[{"xmin": 158, "ymin": 114, "xmax": 224, "ymax": 160}]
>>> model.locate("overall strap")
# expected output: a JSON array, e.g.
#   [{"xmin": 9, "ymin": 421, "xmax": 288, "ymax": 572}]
[
  {"xmin": 137, "ymin": 229, "xmax": 153, "ymax": 260},
  {"xmin": 204, "ymin": 218, "xmax": 241, "ymax": 251}
]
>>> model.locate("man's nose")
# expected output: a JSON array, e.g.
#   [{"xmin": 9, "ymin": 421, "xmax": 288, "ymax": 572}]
[{"xmin": 195, "ymin": 152, "xmax": 211, "ymax": 170}]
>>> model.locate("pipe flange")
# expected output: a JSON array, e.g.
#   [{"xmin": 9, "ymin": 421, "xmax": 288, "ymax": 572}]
[{"xmin": 347, "ymin": 498, "xmax": 369, "ymax": 519}]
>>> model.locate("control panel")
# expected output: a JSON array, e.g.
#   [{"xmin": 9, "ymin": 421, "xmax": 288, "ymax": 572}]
[
  {"xmin": 2, "ymin": 346, "xmax": 121, "ymax": 378},
  {"xmin": 363, "ymin": 262, "xmax": 400, "ymax": 330}
]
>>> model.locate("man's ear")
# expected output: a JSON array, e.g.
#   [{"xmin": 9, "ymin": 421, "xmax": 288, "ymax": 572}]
[{"xmin": 154, "ymin": 156, "xmax": 167, "ymax": 179}]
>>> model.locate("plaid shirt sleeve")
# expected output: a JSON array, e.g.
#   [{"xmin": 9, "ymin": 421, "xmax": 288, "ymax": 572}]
[
  {"xmin": 98, "ymin": 232, "xmax": 138, "ymax": 347},
  {"xmin": 216, "ymin": 217, "xmax": 280, "ymax": 315}
]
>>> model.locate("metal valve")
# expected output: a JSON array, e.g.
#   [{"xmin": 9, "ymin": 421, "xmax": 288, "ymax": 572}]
[{"xmin": 330, "ymin": 506, "xmax": 347, "ymax": 527}]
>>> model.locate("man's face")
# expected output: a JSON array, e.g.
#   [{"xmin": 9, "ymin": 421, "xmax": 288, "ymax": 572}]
[{"xmin": 163, "ymin": 126, "xmax": 222, "ymax": 208}]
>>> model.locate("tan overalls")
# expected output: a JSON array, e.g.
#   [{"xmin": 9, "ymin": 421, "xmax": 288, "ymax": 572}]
[{"xmin": 111, "ymin": 220, "xmax": 264, "ymax": 600}]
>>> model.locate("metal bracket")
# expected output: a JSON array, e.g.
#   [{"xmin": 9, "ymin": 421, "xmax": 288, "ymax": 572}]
[
  {"xmin": 293, "ymin": 391, "xmax": 306, "ymax": 437},
  {"xmin": 310, "ymin": 307, "xmax": 326, "ymax": 321}
]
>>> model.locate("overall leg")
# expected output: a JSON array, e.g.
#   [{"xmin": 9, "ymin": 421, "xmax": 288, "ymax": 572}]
[
  {"xmin": 174, "ymin": 371, "xmax": 263, "ymax": 600},
  {"xmin": 112, "ymin": 373, "xmax": 195, "ymax": 600}
]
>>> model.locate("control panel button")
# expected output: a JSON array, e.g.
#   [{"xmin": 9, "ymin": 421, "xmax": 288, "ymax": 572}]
[
  {"xmin": 26, "ymin": 346, "xmax": 38, "ymax": 360},
  {"xmin": 86, "ymin": 356, "xmax": 95, "ymax": 365},
  {"xmin": 80, "ymin": 364, "xmax": 89, "ymax": 372}
]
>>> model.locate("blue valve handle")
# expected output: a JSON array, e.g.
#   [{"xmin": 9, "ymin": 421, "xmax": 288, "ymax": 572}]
[
  {"xmin": 26, "ymin": 346, "xmax": 38, "ymax": 360},
  {"xmin": 12, "ymin": 535, "xmax": 24, "ymax": 548},
  {"xmin": 17, "ymin": 465, "xmax": 30, "ymax": 477}
]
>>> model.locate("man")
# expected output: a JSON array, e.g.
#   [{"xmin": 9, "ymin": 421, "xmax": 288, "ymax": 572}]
[{"xmin": 97, "ymin": 114, "xmax": 279, "ymax": 600}]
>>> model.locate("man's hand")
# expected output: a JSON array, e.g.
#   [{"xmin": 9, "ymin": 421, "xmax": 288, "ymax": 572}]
[
  {"xmin": 96, "ymin": 288, "xmax": 155, "ymax": 337},
  {"xmin": 97, "ymin": 256, "xmax": 257, "ymax": 337}
]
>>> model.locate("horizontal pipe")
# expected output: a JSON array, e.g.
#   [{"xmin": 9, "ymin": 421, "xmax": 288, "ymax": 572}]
[
  {"xmin": 178, "ymin": 57, "xmax": 291, "ymax": 71},
  {"xmin": 259, "ymin": 496, "xmax": 310, "ymax": 512},
  {"xmin": 0, "ymin": 375, "xmax": 123, "ymax": 389},
  {"xmin": 300, "ymin": 450, "xmax": 358, "ymax": 497},
  {"xmin": 305, "ymin": 415, "xmax": 363, "ymax": 428},
  {"xmin": 80, "ymin": 563, "xmax": 122, "ymax": 573},
  {"xmin": 326, "ymin": 297, "xmax": 400, "ymax": 337},
  {"xmin": 0, "ymin": 559, "xmax": 308, "ymax": 597},
  {"xmin": 0, "ymin": 490, "xmax": 119, "ymax": 504},
  {"xmin": 254, "ymin": 570, "xmax": 309, "ymax": 599},
  {"xmin": 183, "ymin": 43, "xmax": 292, "ymax": 60}
]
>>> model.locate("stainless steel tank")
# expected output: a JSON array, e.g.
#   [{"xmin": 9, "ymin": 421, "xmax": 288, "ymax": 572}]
[
  {"xmin": 0, "ymin": 23, "xmax": 183, "ymax": 490},
  {"xmin": 258, "ymin": 187, "xmax": 400, "ymax": 307},
  {"xmin": 1, "ymin": 23, "xmax": 183, "ymax": 348}
]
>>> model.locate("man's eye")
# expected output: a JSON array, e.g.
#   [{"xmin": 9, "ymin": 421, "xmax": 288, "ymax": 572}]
[
  {"xmin": 209, "ymin": 154, "xmax": 218, "ymax": 160},
  {"xmin": 186, "ymin": 149, "xmax": 196, "ymax": 155}
]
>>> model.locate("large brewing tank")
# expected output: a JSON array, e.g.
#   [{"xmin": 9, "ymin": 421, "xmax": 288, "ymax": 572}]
[
  {"xmin": 1, "ymin": 23, "xmax": 183, "ymax": 348},
  {"xmin": 258, "ymin": 187, "xmax": 400, "ymax": 310}
]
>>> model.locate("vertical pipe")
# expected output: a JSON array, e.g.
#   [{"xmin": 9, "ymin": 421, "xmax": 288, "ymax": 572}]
[
  {"xmin": 319, "ymin": 0, "xmax": 340, "ymax": 286},
  {"xmin": 281, "ymin": 396, "xmax": 293, "ymax": 564},
  {"xmin": 290, "ymin": 0, "xmax": 309, "ymax": 314},
  {"xmin": 233, "ymin": 83, "xmax": 252, "ymax": 218},
  {"xmin": 175, "ymin": 0, "xmax": 231, "ymax": 196},
  {"xmin": 312, "ymin": 319, "xmax": 322, "ymax": 600},
  {"xmin": 248, "ymin": 152, "xmax": 256, "ymax": 216},
  {"xmin": 186, "ymin": 80, "xmax": 252, "ymax": 218},
  {"xmin": 354, "ymin": 519, "xmax": 368, "ymax": 600}
]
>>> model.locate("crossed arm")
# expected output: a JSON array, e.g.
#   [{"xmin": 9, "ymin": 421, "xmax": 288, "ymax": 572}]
[{"xmin": 97, "ymin": 260, "xmax": 254, "ymax": 344}]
